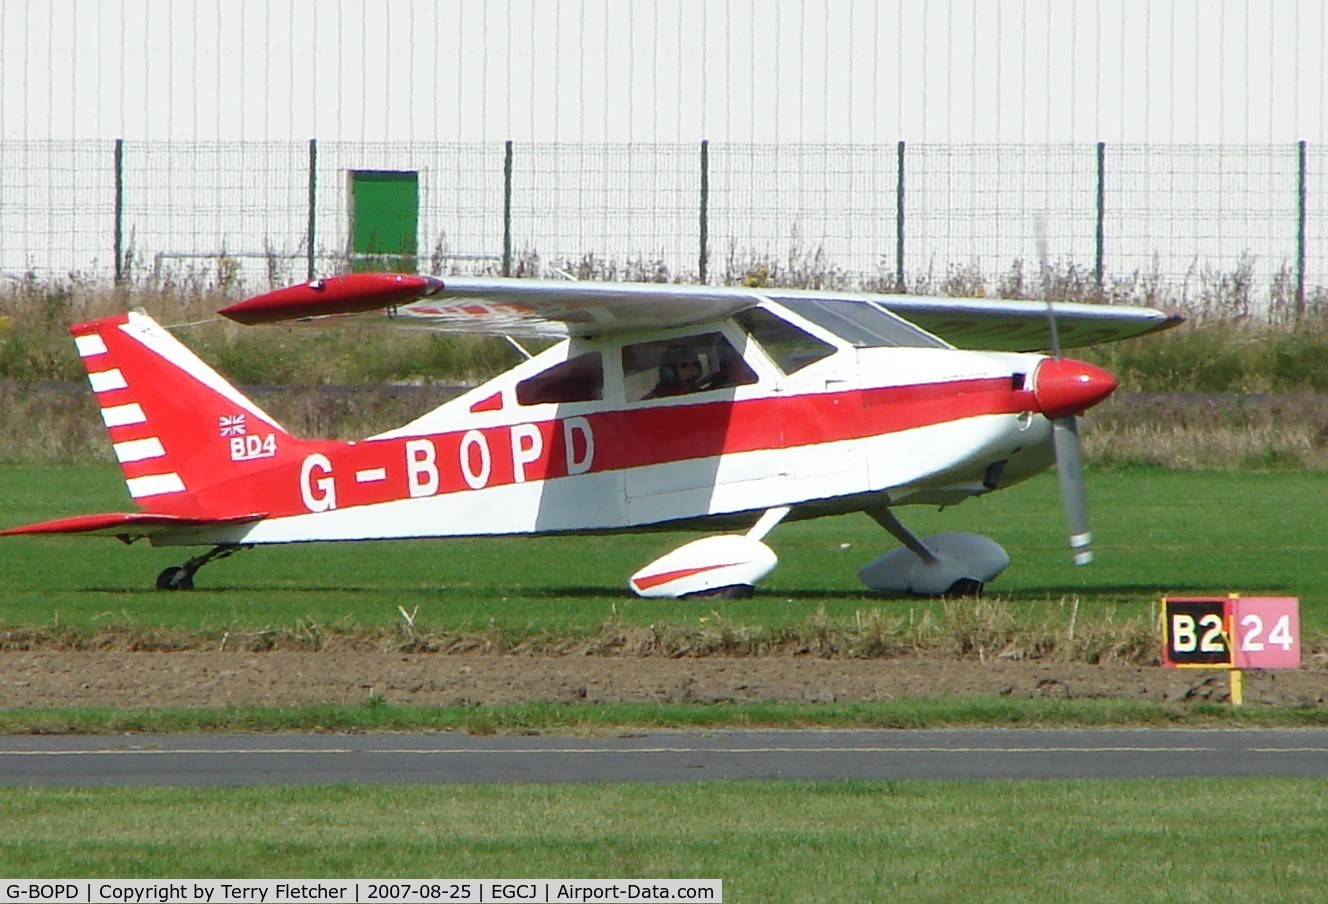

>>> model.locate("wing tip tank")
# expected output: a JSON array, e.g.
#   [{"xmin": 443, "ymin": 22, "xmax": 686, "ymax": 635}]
[{"xmin": 219, "ymin": 273, "xmax": 443, "ymax": 325}]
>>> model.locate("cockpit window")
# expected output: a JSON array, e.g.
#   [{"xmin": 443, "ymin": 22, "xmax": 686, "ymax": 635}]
[
  {"xmin": 733, "ymin": 308, "xmax": 835, "ymax": 374},
  {"xmin": 622, "ymin": 333, "xmax": 757, "ymax": 402},
  {"xmin": 776, "ymin": 296, "xmax": 950, "ymax": 349},
  {"xmin": 516, "ymin": 352, "xmax": 603, "ymax": 405}
]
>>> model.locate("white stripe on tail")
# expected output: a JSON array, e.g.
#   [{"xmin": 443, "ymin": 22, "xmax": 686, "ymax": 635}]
[{"xmin": 69, "ymin": 312, "xmax": 315, "ymax": 515}]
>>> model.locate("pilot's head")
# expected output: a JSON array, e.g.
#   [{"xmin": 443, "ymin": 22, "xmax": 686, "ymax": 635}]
[
  {"xmin": 674, "ymin": 357, "xmax": 702, "ymax": 381},
  {"xmin": 662, "ymin": 346, "xmax": 703, "ymax": 384}
]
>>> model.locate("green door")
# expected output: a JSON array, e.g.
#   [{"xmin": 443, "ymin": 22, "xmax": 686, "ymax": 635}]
[{"xmin": 349, "ymin": 170, "xmax": 419, "ymax": 272}]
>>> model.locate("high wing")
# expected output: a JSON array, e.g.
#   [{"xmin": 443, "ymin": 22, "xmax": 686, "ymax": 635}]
[
  {"xmin": 220, "ymin": 273, "xmax": 1182, "ymax": 348},
  {"xmin": 845, "ymin": 294, "xmax": 1183, "ymax": 351},
  {"xmin": 220, "ymin": 274, "xmax": 770, "ymax": 338}
]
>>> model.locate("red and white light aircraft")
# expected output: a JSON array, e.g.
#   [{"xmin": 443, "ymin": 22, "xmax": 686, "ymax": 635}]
[{"xmin": 2, "ymin": 274, "xmax": 1180, "ymax": 596}]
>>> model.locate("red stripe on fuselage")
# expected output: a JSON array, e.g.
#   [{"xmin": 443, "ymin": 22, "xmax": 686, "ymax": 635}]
[{"xmin": 191, "ymin": 376, "xmax": 1034, "ymax": 519}]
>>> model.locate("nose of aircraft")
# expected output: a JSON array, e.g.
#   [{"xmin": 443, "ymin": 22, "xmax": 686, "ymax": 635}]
[{"xmin": 1031, "ymin": 358, "xmax": 1118, "ymax": 419}]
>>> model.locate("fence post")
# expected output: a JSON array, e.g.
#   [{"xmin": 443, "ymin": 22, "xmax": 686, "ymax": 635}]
[
  {"xmin": 699, "ymin": 139, "xmax": 710, "ymax": 284},
  {"xmin": 503, "ymin": 140, "xmax": 514, "ymax": 277},
  {"xmin": 1096, "ymin": 141, "xmax": 1106, "ymax": 298},
  {"xmin": 113, "ymin": 138, "xmax": 124, "ymax": 286},
  {"xmin": 307, "ymin": 138, "xmax": 318, "ymax": 281},
  {"xmin": 895, "ymin": 140, "xmax": 906, "ymax": 292},
  {"xmin": 1297, "ymin": 139, "xmax": 1307, "ymax": 322}
]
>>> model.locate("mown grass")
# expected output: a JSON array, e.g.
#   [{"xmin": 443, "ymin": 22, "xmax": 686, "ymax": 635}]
[
  {"xmin": 3, "ymin": 779, "xmax": 1328, "ymax": 901},
  {"xmin": 8, "ymin": 259, "xmax": 1328, "ymax": 897},
  {"xmin": 0, "ymin": 465, "xmax": 1325, "ymax": 650},
  {"xmin": 3, "ymin": 465, "xmax": 1322, "ymax": 735}
]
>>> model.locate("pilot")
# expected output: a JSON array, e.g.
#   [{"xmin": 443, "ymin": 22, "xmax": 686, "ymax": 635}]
[{"xmin": 645, "ymin": 346, "xmax": 709, "ymax": 399}]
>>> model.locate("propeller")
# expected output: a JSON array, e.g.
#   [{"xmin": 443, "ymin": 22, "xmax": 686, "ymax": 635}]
[
  {"xmin": 1051, "ymin": 405, "xmax": 1093, "ymax": 564},
  {"xmin": 1034, "ymin": 223, "xmax": 1114, "ymax": 566}
]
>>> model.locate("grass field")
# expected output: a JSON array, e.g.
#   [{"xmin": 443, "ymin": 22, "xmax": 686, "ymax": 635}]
[
  {"xmin": 4, "ymin": 468, "xmax": 1328, "ymax": 897},
  {"xmin": 1, "ymin": 464, "xmax": 1325, "ymax": 639},
  {"xmin": 3, "ymin": 779, "xmax": 1328, "ymax": 900},
  {"xmin": 10, "ymin": 232, "xmax": 1328, "ymax": 900}
]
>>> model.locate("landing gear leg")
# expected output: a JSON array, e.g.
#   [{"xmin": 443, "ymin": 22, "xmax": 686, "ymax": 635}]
[
  {"xmin": 858, "ymin": 506, "xmax": 1009, "ymax": 596},
  {"xmin": 867, "ymin": 506, "xmax": 942, "ymax": 566},
  {"xmin": 154, "ymin": 544, "xmax": 249, "ymax": 591}
]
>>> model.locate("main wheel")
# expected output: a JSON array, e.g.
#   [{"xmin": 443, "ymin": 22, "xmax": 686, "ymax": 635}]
[{"xmin": 155, "ymin": 566, "xmax": 194, "ymax": 591}]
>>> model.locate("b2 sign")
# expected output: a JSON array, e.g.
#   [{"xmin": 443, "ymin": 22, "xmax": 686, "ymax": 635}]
[{"xmin": 1162, "ymin": 597, "xmax": 1300, "ymax": 670}]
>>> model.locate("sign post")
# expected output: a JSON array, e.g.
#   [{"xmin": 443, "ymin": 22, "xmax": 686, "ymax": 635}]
[{"xmin": 1161, "ymin": 596, "xmax": 1300, "ymax": 706}]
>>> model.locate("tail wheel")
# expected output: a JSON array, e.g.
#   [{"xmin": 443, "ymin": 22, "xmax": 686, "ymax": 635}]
[{"xmin": 153, "ymin": 544, "xmax": 249, "ymax": 591}]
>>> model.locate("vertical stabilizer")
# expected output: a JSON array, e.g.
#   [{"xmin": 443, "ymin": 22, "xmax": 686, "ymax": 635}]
[{"xmin": 72, "ymin": 312, "xmax": 313, "ymax": 514}]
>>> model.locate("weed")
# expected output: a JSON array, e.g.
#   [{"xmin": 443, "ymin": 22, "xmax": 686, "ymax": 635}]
[
  {"xmin": 0, "ymin": 599, "xmax": 1215, "ymax": 668},
  {"xmin": 462, "ymin": 710, "xmax": 498, "ymax": 735}
]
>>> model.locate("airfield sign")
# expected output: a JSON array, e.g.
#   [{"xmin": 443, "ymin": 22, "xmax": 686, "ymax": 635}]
[{"xmin": 1162, "ymin": 596, "xmax": 1300, "ymax": 670}]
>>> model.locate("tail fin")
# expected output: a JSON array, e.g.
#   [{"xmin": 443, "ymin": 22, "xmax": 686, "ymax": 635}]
[{"xmin": 72, "ymin": 312, "xmax": 310, "ymax": 513}]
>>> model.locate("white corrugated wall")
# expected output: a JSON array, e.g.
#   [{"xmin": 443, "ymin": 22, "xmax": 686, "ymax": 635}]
[
  {"xmin": 1, "ymin": 1, "xmax": 1325, "ymax": 295},
  {"xmin": 2, "ymin": 0, "xmax": 1324, "ymax": 143}
]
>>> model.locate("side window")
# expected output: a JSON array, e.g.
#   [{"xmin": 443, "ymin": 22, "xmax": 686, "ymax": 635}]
[
  {"xmin": 733, "ymin": 307, "xmax": 835, "ymax": 374},
  {"xmin": 515, "ymin": 352, "xmax": 603, "ymax": 405},
  {"xmin": 622, "ymin": 333, "xmax": 758, "ymax": 402}
]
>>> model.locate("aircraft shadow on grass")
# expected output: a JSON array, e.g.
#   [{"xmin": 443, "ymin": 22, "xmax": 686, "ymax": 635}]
[
  {"xmin": 1020, "ymin": 581, "xmax": 1297, "ymax": 597},
  {"xmin": 79, "ymin": 580, "xmax": 1292, "ymax": 602},
  {"xmin": 80, "ymin": 584, "xmax": 394, "ymax": 595},
  {"xmin": 527, "ymin": 584, "xmax": 890, "ymax": 601}
]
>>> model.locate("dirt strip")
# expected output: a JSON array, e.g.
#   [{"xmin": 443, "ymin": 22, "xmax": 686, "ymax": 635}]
[{"xmin": 1, "ymin": 652, "xmax": 1325, "ymax": 710}]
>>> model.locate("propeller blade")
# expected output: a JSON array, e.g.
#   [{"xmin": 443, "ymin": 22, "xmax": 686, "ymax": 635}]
[
  {"xmin": 1052, "ymin": 415, "xmax": 1093, "ymax": 565},
  {"xmin": 1037, "ymin": 216, "xmax": 1088, "ymax": 563},
  {"xmin": 1036, "ymin": 217, "xmax": 1063, "ymax": 359}
]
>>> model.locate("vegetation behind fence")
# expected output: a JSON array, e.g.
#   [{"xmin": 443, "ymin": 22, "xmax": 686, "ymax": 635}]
[{"xmin": 3, "ymin": 141, "xmax": 1327, "ymax": 316}]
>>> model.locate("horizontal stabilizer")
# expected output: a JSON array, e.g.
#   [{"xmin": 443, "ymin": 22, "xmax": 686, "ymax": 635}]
[{"xmin": 0, "ymin": 511, "xmax": 265, "ymax": 540}]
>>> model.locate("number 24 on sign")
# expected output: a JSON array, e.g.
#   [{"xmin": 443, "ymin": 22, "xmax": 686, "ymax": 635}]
[{"xmin": 1162, "ymin": 597, "xmax": 1300, "ymax": 670}]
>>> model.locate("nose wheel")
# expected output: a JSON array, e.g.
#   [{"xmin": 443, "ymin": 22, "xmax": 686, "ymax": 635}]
[{"xmin": 154, "ymin": 544, "xmax": 248, "ymax": 591}]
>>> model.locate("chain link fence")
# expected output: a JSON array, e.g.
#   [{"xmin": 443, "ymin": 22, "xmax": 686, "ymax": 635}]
[{"xmin": 2, "ymin": 140, "xmax": 1325, "ymax": 317}]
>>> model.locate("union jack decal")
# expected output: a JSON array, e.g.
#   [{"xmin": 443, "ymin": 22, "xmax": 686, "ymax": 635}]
[{"xmin": 219, "ymin": 414, "xmax": 247, "ymax": 437}]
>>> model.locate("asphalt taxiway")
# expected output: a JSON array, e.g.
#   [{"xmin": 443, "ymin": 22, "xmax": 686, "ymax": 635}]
[{"xmin": 3, "ymin": 729, "xmax": 1327, "ymax": 785}]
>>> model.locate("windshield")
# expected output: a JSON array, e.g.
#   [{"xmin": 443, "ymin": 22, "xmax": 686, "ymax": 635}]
[
  {"xmin": 774, "ymin": 296, "xmax": 950, "ymax": 349},
  {"xmin": 732, "ymin": 307, "xmax": 835, "ymax": 374}
]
